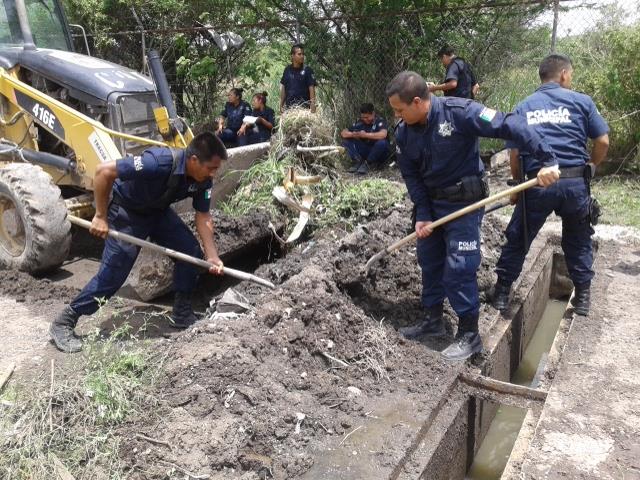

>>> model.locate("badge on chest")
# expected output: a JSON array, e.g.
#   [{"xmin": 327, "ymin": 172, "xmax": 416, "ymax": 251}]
[{"xmin": 438, "ymin": 121, "xmax": 454, "ymax": 137}]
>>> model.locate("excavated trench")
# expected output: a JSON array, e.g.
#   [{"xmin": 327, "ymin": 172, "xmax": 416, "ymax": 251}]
[{"xmin": 0, "ymin": 194, "xmax": 581, "ymax": 479}]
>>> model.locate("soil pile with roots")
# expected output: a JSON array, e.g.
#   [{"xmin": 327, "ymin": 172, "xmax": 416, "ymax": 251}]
[{"xmin": 117, "ymin": 205, "xmax": 506, "ymax": 479}]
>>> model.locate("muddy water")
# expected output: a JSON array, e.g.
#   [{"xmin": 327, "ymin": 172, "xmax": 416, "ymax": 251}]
[{"xmin": 466, "ymin": 299, "xmax": 567, "ymax": 480}]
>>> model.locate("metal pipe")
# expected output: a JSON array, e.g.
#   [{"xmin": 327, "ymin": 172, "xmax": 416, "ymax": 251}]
[
  {"xmin": 20, "ymin": 148, "xmax": 76, "ymax": 172},
  {"xmin": 14, "ymin": 0, "xmax": 36, "ymax": 50},
  {"xmin": 68, "ymin": 24, "xmax": 91, "ymax": 56},
  {"xmin": 146, "ymin": 49, "xmax": 177, "ymax": 119}
]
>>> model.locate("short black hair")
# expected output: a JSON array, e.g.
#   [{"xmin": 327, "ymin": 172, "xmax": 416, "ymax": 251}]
[
  {"xmin": 187, "ymin": 131, "xmax": 227, "ymax": 162},
  {"xmin": 437, "ymin": 45, "xmax": 455, "ymax": 58},
  {"xmin": 539, "ymin": 54, "xmax": 573, "ymax": 82},
  {"xmin": 291, "ymin": 44, "xmax": 304, "ymax": 55},
  {"xmin": 230, "ymin": 87, "xmax": 244, "ymax": 100},
  {"xmin": 360, "ymin": 102, "xmax": 375, "ymax": 114},
  {"xmin": 385, "ymin": 71, "xmax": 429, "ymax": 104}
]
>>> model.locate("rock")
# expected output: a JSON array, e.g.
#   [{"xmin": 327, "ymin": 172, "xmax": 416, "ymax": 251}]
[{"xmin": 347, "ymin": 386, "xmax": 362, "ymax": 397}]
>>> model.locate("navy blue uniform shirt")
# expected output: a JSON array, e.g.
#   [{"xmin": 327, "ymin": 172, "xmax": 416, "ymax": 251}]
[
  {"xmin": 113, "ymin": 147, "xmax": 213, "ymax": 213},
  {"xmin": 348, "ymin": 116, "xmax": 388, "ymax": 144},
  {"xmin": 444, "ymin": 58, "xmax": 474, "ymax": 99},
  {"xmin": 250, "ymin": 107, "xmax": 275, "ymax": 136},
  {"xmin": 221, "ymin": 101, "xmax": 252, "ymax": 132},
  {"xmin": 397, "ymin": 95, "xmax": 557, "ymax": 222},
  {"xmin": 506, "ymin": 82, "xmax": 609, "ymax": 173},
  {"xmin": 280, "ymin": 65, "xmax": 317, "ymax": 107}
]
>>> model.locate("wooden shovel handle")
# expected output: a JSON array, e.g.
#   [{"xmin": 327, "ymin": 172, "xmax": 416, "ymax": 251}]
[{"xmin": 384, "ymin": 178, "xmax": 538, "ymax": 254}]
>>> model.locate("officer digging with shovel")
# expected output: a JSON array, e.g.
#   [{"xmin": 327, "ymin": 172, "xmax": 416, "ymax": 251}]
[{"xmin": 386, "ymin": 71, "xmax": 560, "ymax": 361}]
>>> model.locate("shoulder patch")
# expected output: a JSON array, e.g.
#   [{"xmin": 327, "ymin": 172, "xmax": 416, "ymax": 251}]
[{"xmin": 479, "ymin": 107, "xmax": 497, "ymax": 122}]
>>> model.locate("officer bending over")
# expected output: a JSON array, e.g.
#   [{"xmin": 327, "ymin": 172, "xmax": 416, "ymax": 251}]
[
  {"xmin": 493, "ymin": 54, "xmax": 609, "ymax": 316},
  {"xmin": 386, "ymin": 71, "xmax": 559, "ymax": 361},
  {"xmin": 341, "ymin": 102, "xmax": 391, "ymax": 174},
  {"xmin": 429, "ymin": 45, "xmax": 480, "ymax": 99},
  {"xmin": 50, "ymin": 132, "xmax": 227, "ymax": 353}
]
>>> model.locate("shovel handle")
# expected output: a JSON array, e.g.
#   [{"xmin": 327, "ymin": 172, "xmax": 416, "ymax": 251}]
[
  {"xmin": 383, "ymin": 178, "xmax": 539, "ymax": 255},
  {"xmin": 67, "ymin": 215, "xmax": 275, "ymax": 289}
]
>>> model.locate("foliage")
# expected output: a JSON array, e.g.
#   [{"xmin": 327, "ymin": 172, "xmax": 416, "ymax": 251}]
[
  {"xmin": 592, "ymin": 175, "xmax": 640, "ymax": 228},
  {"xmin": 0, "ymin": 322, "xmax": 163, "ymax": 479}
]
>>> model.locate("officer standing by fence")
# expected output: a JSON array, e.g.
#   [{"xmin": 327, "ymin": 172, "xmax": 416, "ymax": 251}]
[
  {"xmin": 493, "ymin": 54, "xmax": 609, "ymax": 316},
  {"xmin": 279, "ymin": 44, "xmax": 317, "ymax": 113},
  {"xmin": 386, "ymin": 71, "xmax": 559, "ymax": 361},
  {"xmin": 429, "ymin": 46, "xmax": 479, "ymax": 99},
  {"xmin": 49, "ymin": 132, "xmax": 227, "ymax": 353}
]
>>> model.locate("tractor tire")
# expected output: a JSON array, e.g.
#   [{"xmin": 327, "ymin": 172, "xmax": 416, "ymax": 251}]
[{"xmin": 0, "ymin": 163, "xmax": 71, "ymax": 274}]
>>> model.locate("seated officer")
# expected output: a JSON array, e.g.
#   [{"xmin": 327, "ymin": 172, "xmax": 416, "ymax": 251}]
[
  {"xmin": 49, "ymin": 132, "xmax": 227, "ymax": 353},
  {"xmin": 216, "ymin": 88, "xmax": 252, "ymax": 146},
  {"xmin": 493, "ymin": 54, "xmax": 609, "ymax": 316},
  {"xmin": 238, "ymin": 91, "xmax": 275, "ymax": 146},
  {"xmin": 341, "ymin": 103, "xmax": 391, "ymax": 174},
  {"xmin": 386, "ymin": 71, "xmax": 559, "ymax": 361}
]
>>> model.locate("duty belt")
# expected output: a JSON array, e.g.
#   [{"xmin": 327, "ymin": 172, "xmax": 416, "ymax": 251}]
[{"xmin": 526, "ymin": 165, "xmax": 585, "ymax": 180}]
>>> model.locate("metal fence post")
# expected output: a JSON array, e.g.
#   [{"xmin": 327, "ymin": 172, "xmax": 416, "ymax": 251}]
[{"xmin": 550, "ymin": 0, "xmax": 560, "ymax": 52}]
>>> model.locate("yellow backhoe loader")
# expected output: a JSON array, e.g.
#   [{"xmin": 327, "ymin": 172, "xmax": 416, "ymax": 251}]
[{"xmin": 0, "ymin": 0, "xmax": 190, "ymax": 273}]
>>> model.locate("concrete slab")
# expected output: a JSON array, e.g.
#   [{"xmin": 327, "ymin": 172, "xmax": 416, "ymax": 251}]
[{"xmin": 512, "ymin": 242, "xmax": 640, "ymax": 479}]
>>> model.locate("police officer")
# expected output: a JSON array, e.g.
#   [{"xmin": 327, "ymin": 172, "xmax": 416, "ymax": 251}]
[
  {"xmin": 386, "ymin": 71, "xmax": 560, "ymax": 361},
  {"xmin": 493, "ymin": 54, "xmax": 609, "ymax": 316},
  {"xmin": 217, "ymin": 88, "xmax": 252, "ymax": 146},
  {"xmin": 279, "ymin": 44, "xmax": 317, "ymax": 113},
  {"xmin": 340, "ymin": 103, "xmax": 391, "ymax": 174},
  {"xmin": 238, "ymin": 92, "xmax": 275, "ymax": 146},
  {"xmin": 49, "ymin": 132, "xmax": 227, "ymax": 353},
  {"xmin": 429, "ymin": 46, "xmax": 480, "ymax": 99}
]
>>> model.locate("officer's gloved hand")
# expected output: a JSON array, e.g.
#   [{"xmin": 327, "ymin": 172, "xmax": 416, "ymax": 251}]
[{"xmin": 536, "ymin": 165, "xmax": 560, "ymax": 187}]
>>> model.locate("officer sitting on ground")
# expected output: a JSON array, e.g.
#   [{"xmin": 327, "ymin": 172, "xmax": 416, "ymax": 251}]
[
  {"xmin": 216, "ymin": 88, "xmax": 252, "ymax": 146},
  {"xmin": 386, "ymin": 71, "xmax": 559, "ymax": 361},
  {"xmin": 493, "ymin": 54, "xmax": 609, "ymax": 316},
  {"xmin": 49, "ymin": 132, "xmax": 227, "ymax": 353},
  {"xmin": 429, "ymin": 45, "xmax": 480, "ymax": 99},
  {"xmin": 238, "ymin": 91, "xmax": 275, "ymax": 146},
  {"xmin": 340, "ymin": 103, "xmax": 391, "ymax": 174}
]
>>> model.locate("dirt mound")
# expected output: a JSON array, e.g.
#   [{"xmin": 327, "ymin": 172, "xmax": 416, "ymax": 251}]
[
  {"xmin": 0, "ymin": 269, "xmax": 78, "ymax": 306},
  {"xmin": 117, "ymin": 204, "xmax": 506, "ymax": 479}
]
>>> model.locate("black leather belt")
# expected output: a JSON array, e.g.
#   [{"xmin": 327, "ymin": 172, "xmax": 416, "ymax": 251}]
[{"xmin": 526, "ymin": 165, "xmax": 585, "ymax": 180}]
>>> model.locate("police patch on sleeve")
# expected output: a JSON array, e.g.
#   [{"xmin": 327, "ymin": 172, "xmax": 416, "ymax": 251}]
[
  {"xmin": 479, "ymin": 107, "xmax": 497, "ymax": 122},
  {"xmin": 205, "ymin": 188, "xmax": 212, "ymax": 200}
]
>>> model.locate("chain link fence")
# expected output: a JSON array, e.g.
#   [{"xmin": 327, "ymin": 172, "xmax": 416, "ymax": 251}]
[{"xmin": 79, "ymin": 0, "xmax": 640, "ymax": 161}]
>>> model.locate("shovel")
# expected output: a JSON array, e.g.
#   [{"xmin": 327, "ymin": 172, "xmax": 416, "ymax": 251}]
[
  {"xmin": 364, "ymin": 178, "xmax": 538, "ymax": 273},
  {"xmin": 68, "ymin": 215, "xmax": 275, "ymax": 289}
]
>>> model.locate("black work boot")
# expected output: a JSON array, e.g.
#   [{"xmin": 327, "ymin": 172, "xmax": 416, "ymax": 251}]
[
  {"xmin": 49, "ymin": 306, "xmax": 82, "ymax": 353},
  {"xmin": 492, "ymin": 280, "xmax": 512, "ymax": 311},
  {"xmin": 441, "ymin": 331, "xmax": 483, "ymax": 361},
  {"xmin": 348, "ymin": 158, "xmax": 363, "ymax": 173},
  {"xmin": 441, "ymin": 314, "xmax": 483, "ymax": 361},
  {"xmin": 399, "ymin": 304, "xmax": 445, "ymax": 339},
  {"xmin": 571, "ymin": 283, "xmax": 590, "ymax": 316},
  {"xmin": 170, "ymin": 292, "xmax": 199, "ymax": 329}
]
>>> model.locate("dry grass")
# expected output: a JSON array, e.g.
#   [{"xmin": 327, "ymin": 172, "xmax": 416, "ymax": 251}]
[{"xmin": 352, "ymin": 318, "xmax": 398, "ymax": 381}]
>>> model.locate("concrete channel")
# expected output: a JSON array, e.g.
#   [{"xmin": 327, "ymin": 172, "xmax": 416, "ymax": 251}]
[{"xmin": 301, "ymin": 230, "xmax": 575, "ymax": 480}]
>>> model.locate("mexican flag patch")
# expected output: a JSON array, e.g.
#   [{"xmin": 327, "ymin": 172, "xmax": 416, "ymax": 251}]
[{"xmin": 479, "ymin": 107, "xmax": 497, "ymax": 122}]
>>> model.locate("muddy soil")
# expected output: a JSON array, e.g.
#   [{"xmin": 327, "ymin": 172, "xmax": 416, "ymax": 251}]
[{"xmin": 115, "ymin": 203, "xmax": 506, "ymax": 479}]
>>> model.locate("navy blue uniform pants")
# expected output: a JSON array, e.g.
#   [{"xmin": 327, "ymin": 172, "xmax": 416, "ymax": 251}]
[
  {"xmin": 495, "ymin": 177, "xmax": 594, "ymax": 287},
  {"xmin": 238, "ymin": 130, "xmax": 270, "ymax": 146},
  {"xmin": 417, "ymin": 200, "xmax": 483, "ymax": 331},
  {"xmin": 343, "ymin": 139, "xmax": 390, "ymax": 166},
  {"xmin": 70, "ymin": 204, "xmax": 203, "ymax": 316},
  {"xmin": 218, "ymin": 128, "xmax": 239, "ymax": 146}
]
